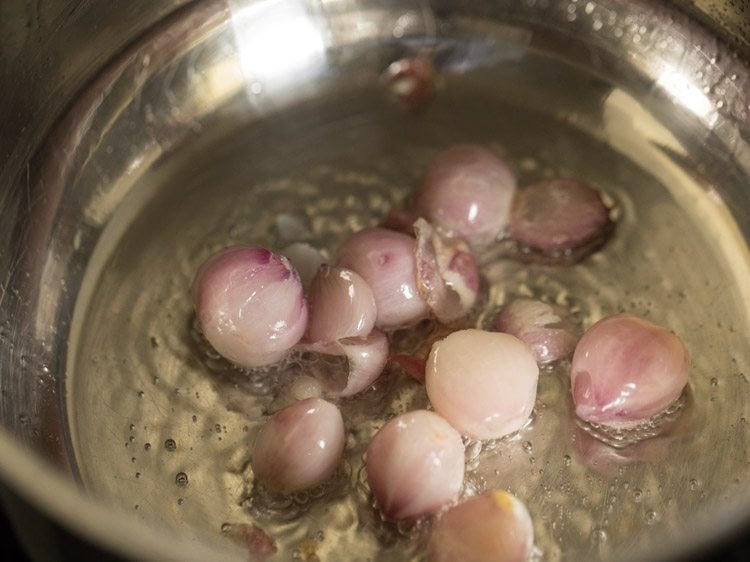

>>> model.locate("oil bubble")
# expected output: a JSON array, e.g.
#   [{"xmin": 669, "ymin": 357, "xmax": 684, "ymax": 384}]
[{"xmin": 176, "ymin": 472, "xmax": 189, "ymax": 487}]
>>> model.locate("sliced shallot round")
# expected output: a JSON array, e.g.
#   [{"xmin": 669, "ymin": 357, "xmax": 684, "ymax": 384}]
[
  {"xmin": 306, "ymin": 265, "xmax": 377, "ymax": 343},
  {"xmin": 365, "ymin": 410, "xmax": 465, "ymax": 520},
  {"xmin": 508, "ymin": 178, "xmax": 610, "ymax": 260},
  {"xmin": 495, "ymin": 298, "xmax": 577, "ymax": 364},
  {"xmin": 251, "ymin": 398, "xmax": 345, "ymax": 494},
  {"xmin": 192, "ymin": 246, "xmax": 308, "ymax": 368},
  {"xmin": 425, "ymin": 329, "xmax": 539, "ymax": 439},
  {"xmin": 571, "ymin": 313, "xmax": 689, "ymax": 426},
  {"xmin": 414, "ymin": 144, "xmax": 516, "ymax": 249},
  {"xmin": 336, "ymin": 227, "xmax": 429, "ymax": 329},
  {"xmin": 428, "ymin": 490, "xmax": 534, "ymax": 562}
]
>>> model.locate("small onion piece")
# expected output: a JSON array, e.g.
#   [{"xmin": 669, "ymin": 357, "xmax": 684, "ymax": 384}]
[
  {"xmin": 297, "ymin": 329, "xmax": 389, "ymax": 397},
  {"xmin": 336, "ymin": 227, "xmax": 429, "ymax": 329},
  {"xmin": 414, "ymin": 218, "xmax": 479, "ymax": 324},
  {"xmin": 221, "ymin": 523, "xmax": 278, "ymax": 561},
  {"xmin": 365, "ymin": 410, "xmax": 465, "ymax": 520},
  {"xmin": 508, "ymin": 178, "xmax": 610, "ymax": 261},
  {"xmin": 386, "ymin": 57, "xmax": 434, "ymax": 110},
  {"xmin": 414, "ymin": 144, "xmax": 517, "ymax": 249},
  {"xmin": 306, "ymin": 265, "xmax": 377, "ymax": 343},
  {"xmin": 495, "ymin": 298, "xmax": 577, "ymax": 364},
  {"xmin": 192, "ymin": 246, "xmax": 308, "ymax": 368},
  {"xmin": 429, "ymin": 490, "xmax": 534, "ymax": 562},
  {"xmin": 426, "ymin": 329, "xmax": 539, "ymax": 439},
  {"xmin": 571, "ymin": 313, "xmax": 689, "ymax": 426},
  {"xmin": 251, "ymin": 398, "xmax": 345, "ymax": 494}
]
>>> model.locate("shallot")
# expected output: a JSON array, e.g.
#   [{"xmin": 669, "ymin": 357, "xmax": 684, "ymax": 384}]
[
  {"xmin": 306, "ymin": 265, "xmax": 376, "ymax": 342},
  {"xmin": 414, "ymin": 218, "xmax": 479, "ymax": 324},
  {"xmin": 192, "ymin": 246, "xmax": 308, "ymax": 368},
  {"xmin": 428, "ymin": 490, "xmax": 534, "ymax": 562},
  {"xmin": 336, "ymin": 227, "xmax": 429, "ymax": 329},
  {"xmin": 509, "ymin": 178, "xmax": 610, "ymax": 261},
  {"xmin": 425, "ymin": 329, "xmax": 539, "ymax": 439},
  {"xmin": 414, "ymin": 144, "xmax": 517, "ymax": 249},
  {"xmin": 495, "ymin": 298, "xmax": 577, "ymax": 364},
  {"xmin": 251, "ymin": 398, "xmax": 345, "ymax": 493},
  {"xmin": 297, "ymin": 329, "xmax": 389, "ymax": 397},
  {"xmin": 571, "ymin": 313, "xmax": 689, "ymax": 426},
  {"xmin": 365, "ymin": 410, "xmax": 464, "ymax": 520}
]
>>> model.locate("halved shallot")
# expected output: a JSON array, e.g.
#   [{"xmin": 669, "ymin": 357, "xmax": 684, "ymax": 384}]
[
  {"xmin": 192, "ymin": 246, "xmax": 308, "ymax": 368},
  {"xmin": 414, "ymin": 218, "xmax": 479, "ymax": 324},
  {"xmin": 337, "ymin": 227, "xmax": 429, "ymax": 329},
  {"xmin": 495, "ymin": 298, "xmax": 577, "ymax": 364},
  {"xmin": 428, "ymin": 490, "xmax": 534, "ymax": 562},
  {"xmin": 414, "ymin": 144, "xmax": 517, "ymax": 249},
  {"xmin": 365, "ymin": 410, "xmax": 465, "ymax": 520},
  {"xmin": 571, "ymin": 313, "xmax": 689, "ymax": 426},
  {"xmin": 251, "ymin": 398, "xmax": 345, "ymax": 494},
  {"xmin": 425, "ymin": 329, "xmax": 539, "ymax": 439}
]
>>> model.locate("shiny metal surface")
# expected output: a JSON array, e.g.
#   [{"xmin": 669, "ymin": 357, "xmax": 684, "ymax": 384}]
[{"xmin": 1, "ymin": 0, "xmax": 750, "ymax": 560}]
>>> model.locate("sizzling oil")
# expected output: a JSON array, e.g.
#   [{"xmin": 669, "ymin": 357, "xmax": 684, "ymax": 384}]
[{"xmin": 67, "ymin": 67, "xmax": 750, "ymax": 560}]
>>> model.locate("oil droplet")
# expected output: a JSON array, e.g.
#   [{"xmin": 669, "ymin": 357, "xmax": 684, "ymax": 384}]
[
  {"xmin": 134, "ymin": 504, "xmax": 140, "ymax": 510},
  {"xmin": 176, "ymin": 472, "xmax": 189, "ymax": 487},
  {"xmin": 563, "ymin": 454, "xmax": 572, "ymax": 466},
  {"xmin": 177, "ymin": 498, "xmax": 184, "ymax": 506},
  {"xmin": 645, "ymin": 510, "xmax": 659, "ymax": 525},
  {"xmin": 144, "ymin": 443, "xmax": 152, "ymax": 451},
  {"xmin": 215, "ymin": 423, "xmax": 222, "ymax": 433},
  {"xmin": 633, "ymin": 488, "xmax": 643, "ymax": 503},
  {"xmin": 221, "ymin": 523, "xmax": 231, "ymax": 533},
  {"xmin": 131, "ymin": 457, "xmax": 137, "ymax": 463},
  {"xmin": 710, "ymin": 377, "xmax": 718, "ymax": 387},
  {"xmin": 689, "ymin": 479, "xmax": 700, "ymax": 491},
  {"xmin": 165, "ymin": 438, "xmax": 177, "ymax": 451},
  {"xmin": 522, "ymin": 441, "xmax": 533, "ymax": 454},
  {"xmin": 137, "ymin": 390, "xmax": 145, "ymax": 398},
  {"xmin": 129, "ymin": 424, "xmax": 136, "ymax": 431},
  {"xmin": 192, "ymin": 415, "xmax": 198, "ymax": 423},
  {"xmin": 135, "ymin": 472, "xmax": 141, "ymax": 479}
]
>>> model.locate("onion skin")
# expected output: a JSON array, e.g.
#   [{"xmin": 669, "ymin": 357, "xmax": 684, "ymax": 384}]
[
  {"xmin": 571, "ymin": 314, "xmax": 689, "ymax": 426},
  {"xmin": 192, "ymin": 246, "xmax": 308, "ymax": 368},
  {"xmin": 251, "ymin": 398, "xmax": 345, "ymax": 494},
  {"xmin": 428, "ymin": 490, "xmax": 534, "ymax": 562},
  {"xmin": 306, "ymin": 265, "xmax": 377, "ymax": 343},
  {"xmin": 365, "ymin": 410, "xmax": 465, "ymax": 521},
  {"xmin": 336, "ymin": 227, "xmax": 429, "ymax": 329},
  {"xmin": 495, "ymin": 298, "xmax": 577, "ymax": 364},
  {"xmin": 425, "ymin": 329, "xmax": 539, "ymax": 440},
  {"xmin": 415, "ymin": 144, "xmax": 517, "ymax": 249},
  {"xmin": 509, "ymin": 178, "xmax": 610, "ymax": 260}
]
